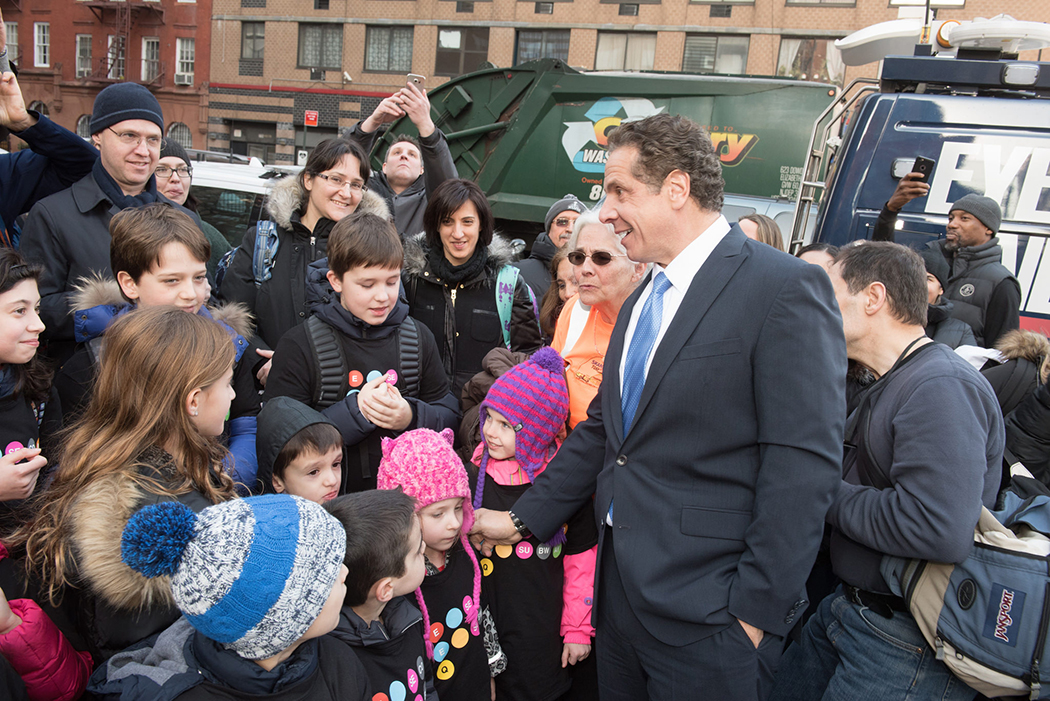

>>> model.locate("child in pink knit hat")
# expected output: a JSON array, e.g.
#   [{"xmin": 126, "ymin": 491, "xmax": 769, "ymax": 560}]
[
  {"xmin": 377, "ymin": 428, "xmax": 506, "ymax": 701},
  {"xmin": 471, "ymin": 346, "xmax": 599, "ymax": 701}
]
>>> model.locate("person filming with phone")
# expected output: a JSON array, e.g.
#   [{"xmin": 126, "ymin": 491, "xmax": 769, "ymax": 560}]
[
  {"xmin": 872, "ymin": 158, "xmax": 1020, "ymax": 348},
  {"xmin": 344, "ymin": 77, "xmax": 458, "ymax": 238}
]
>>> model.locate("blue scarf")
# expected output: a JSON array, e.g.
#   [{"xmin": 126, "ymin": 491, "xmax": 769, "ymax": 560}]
[{"xmin": 92, "ymin": 158, "xmax": 160, "ymax": 209}]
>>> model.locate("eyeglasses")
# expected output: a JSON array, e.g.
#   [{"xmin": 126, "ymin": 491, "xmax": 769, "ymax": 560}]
[
  {"xmin": 316, "ymin": 173, "xmax": 366, "ymax": 193},
  {"xmin": 553, "ymin": 217, "xmax": 575, "ymax": 228},
  {"xmin": 567, "ymin": 250, "xmax": 628, "ymax": 266},
  {"xmin": 155, "ymin": 165, "xmax": 192, "ymax": 179},
  {"xmin": 107, "ymin": 128, "xmax": 162, "ymax": 149}
]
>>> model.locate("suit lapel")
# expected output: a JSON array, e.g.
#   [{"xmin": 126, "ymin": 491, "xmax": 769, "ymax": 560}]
[
  {"xmin": 628, "ymin": 229, "xmax": 749, "ymax": 434},
  {"xmin": 605, "ymin": 273, "xmax": 649, "ymax": 445}
]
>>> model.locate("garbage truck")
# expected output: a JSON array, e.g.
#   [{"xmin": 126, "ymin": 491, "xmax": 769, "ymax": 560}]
[
  {"xmin": 369, "ymin": 59, "xmax": 837, "ymax": 240},
  {"xmin": 792, "ymin": 15, "xmax": 1050, "ymax": 332}
]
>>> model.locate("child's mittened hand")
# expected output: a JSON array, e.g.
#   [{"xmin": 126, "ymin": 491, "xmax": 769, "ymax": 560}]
[
  {"xmin": 0, "ymin": 448, "xmax": 46, "ymax": 502},
  {"xmin": 561, "ymin": 642, "xmax": 591, "ymax": 667}
]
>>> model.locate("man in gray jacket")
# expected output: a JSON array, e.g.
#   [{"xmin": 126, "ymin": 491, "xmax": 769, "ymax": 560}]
[{"xmin": 344, "ymin": 82, "xmax": 457, "ymax": 238}]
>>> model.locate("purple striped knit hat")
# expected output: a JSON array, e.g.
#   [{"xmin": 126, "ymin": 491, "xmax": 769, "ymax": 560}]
[{"xmin": 475, "ymin": 347, "xmax": 569, "ymax": 515}]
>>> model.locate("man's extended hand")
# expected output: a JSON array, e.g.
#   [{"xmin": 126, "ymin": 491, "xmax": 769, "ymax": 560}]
[
  {"xmin": 887, "ymin": 172, "xmax": 930, "ymax": 213},
  {"xmin": 359, "ymin": 95, "xmax": 406, "ymax": 134},
  {"xmin": 468, "ymin": 508, "xmax": 522, "ymax": 556},
  {"xmin": 397, "ymin": 82, "xmax": 435, "ymax": 138},
  {"xmin": 0, "ymin": 72, "xmax": 35, "ymax": 133}
]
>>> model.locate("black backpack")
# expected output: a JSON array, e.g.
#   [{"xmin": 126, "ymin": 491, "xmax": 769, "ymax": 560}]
[{"xmin": 305, "ymin": 315, "xmax": 421, "ymax": 409}]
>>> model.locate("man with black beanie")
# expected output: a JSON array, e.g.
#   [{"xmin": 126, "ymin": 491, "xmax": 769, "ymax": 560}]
[{"xmin": 20, "ymin": 83, "xmax": 202, "ymax": 364}]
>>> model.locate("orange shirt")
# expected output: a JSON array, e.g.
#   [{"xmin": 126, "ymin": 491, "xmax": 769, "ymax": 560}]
[{"xmin": 551, "ymin": 296, "xmax": 616, "ymax": 429}]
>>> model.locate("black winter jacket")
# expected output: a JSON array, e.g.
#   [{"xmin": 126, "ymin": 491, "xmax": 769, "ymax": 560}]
[
  {"xmin": 20, "ymin": 173, "xmax": 199, "ymax": 363},
  {"xmin": 218, "ymin": 175, "xmax": 390, "ymax": 349},
  {"xmin": 1006, "ymin": 378, "xmax": 1050, "ymax": 487},
  {"xmin": 513, "ymin": 230, "xmax": 557, "ymax": 300},
  {"xmin": 343, "ymin": 124, "xmax": 458, "ymax": 238},
  {"xmin": 926, "ymin": 299, "xmax": 976, "ymax": 349},
  {"xmin": 403, "ymin": 234, "xmax": 543, "ymax": 396}
]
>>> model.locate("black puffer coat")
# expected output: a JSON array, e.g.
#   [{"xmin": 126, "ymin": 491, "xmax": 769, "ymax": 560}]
[{"xmin": 403, "ymin": 234, "xmax": 543, "ymax": 396}]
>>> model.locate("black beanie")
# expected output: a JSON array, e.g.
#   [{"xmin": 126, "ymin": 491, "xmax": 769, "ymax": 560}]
[
  {"xmin": 919, "ymin": 247, "xmax": 949, "ymax": 293},
  {"xmin": 160, "ymin": 137, "xmax": 191, "ymax": 166},
  {"xmin": 90, "ymin": 83, "xmax": 164, "ymax": 135}
]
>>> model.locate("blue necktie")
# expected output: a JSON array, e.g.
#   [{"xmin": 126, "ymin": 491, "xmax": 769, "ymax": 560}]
[{"xmin": 620, "ymin": 272, "xmax": 672, "ymax": 435}]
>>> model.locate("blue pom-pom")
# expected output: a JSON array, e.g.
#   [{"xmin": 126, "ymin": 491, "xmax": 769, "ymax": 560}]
[
  {"xmin": 530, "ymin": 347, "xmax": 565, "ymax": 374},
  {"xmin": 121, "ymin": 502, "xmax": 197, "ymax": 578}
]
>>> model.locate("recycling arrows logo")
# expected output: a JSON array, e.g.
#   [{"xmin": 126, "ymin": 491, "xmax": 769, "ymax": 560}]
[{"xmin": 561, "ymin": 97, "xmax": 666, "ymax": 174}]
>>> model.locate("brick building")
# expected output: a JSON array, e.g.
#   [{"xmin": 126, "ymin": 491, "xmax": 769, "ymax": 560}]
[
  {"xmin": 208, "ymin": 0, "xmax": 1048, "ymax": 164},
  {"xmin": 3, "ymin": 0, "xmax": 211, "ymax": 148}
]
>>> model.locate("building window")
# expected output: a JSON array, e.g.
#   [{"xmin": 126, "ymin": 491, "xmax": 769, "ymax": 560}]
[
  {"xmin": 76, "ymin": 35, "xmax": 93, "ymax": 78},
  {"xmin": 785, "ymin": 0, "xmax": 853, "ymax": 4},
  {"xmin": 176, "ymin": 38, "xmax": 195, "ymax": 83},
  {"xmin": 515, "ymin": 29, "xmax": 569, "ymax": 65},
  {"xmin": 28, "ymin": 101, "xmax": 48, "ymax": 117},
  {"xmin": 241, "ymin": 22, "xmax": 265, "ymax": 60},
  {"xmin": 315, "ymin": 0, "xmax": 329, "ymax": 8},
  {"xmin": 435, "ymin": 27, "xmax": 488, "ymax": 77},
  {"xmin": 890, "ymin": 0, "xmax": 962, "ymax": 5},
  {"xmin": 298, "ymin": 23, "xmax": 342, "ymax": 70},
  {"xmin": 107, "ymin": 35, "xmax": 126, "ymax": 79},
  {"xmin": 5, "ymin": 23, "xmax": 16, "ymax": 64},
  {"xmin": 594, "ymin": 32, "xmax": 655, "ymax": 71},
  {"xmin": 365, "ymin": 26, "xmax": 413, "ymax": 73},
  {"xmin": 142, "ymin": 37, "xmax": 160, "ymax": 82},
  {"xmin": 76, "ymin": 115, "xmax": 92, "ymax": 138},
  {"xmin": 34, "ymin": 23, "xmax": 49, "ymax": 68},
  {"xmin": 620, "ymin": 4, "xmax": 639, "ymax": 15},
  {"xmin": 534, "ymin": 2, "xmax": 553, "ymax": 13},
  {"xmin": 167, "ymin": 122, "xmax": 193, "ymax": 149},
  {"xmin": 777, "ymin": 37, "xmax": 844, "ymax": 85},
  {"xmin": 682, "ymin": 34, "xmax": 749, "ymax": 74},
  {"xmin": 455, "ymin": 2, "xmax": 474, "ymax": 12}
]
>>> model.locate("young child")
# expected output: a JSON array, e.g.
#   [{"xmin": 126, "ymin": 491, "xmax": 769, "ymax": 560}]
[
  {"xmin": 472, "ymin": 347, "xmax": 598, "ymax": 701},
  {"xmin": 264, "ymin": 211, "xmax": 459, "ymax": 493},
  {"xmin": 56, "ymin": 203, "xmax": 267, "ymax": 490},
  {"xmin": 87, "ymin": 494, "xmax": 372, "ymax": 700},
  {"xmin": 0, "ymin": 249, "xmax": 55, "ymax": 532},
  {"xmin": 256, "ymin": 396, "xmax": 343, "ymax": 502},
  {"xmin": 325, "ymin": 489, "xmax": 438, "ymax": 699},
  {"xmin": 8, "ymin": 306, "xmax": 239, "ymax": 660},
  {"xmin": 377, "ymin": 428, "xmax": 506, "ymax": 701}
]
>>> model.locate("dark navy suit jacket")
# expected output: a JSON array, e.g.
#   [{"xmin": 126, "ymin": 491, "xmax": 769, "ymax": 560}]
[{"xmin": 513, "ymin": 227, "xmax": 847, "ymax": 645}]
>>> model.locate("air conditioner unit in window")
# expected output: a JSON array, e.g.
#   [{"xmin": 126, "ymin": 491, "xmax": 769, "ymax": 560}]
[
  {"xmin": 310, "ymin": 68, "xmax": 327, "ymax": 81},
  {"xmin": 174, "ymin": 73, "xmax": 194, "ymax": 85}
]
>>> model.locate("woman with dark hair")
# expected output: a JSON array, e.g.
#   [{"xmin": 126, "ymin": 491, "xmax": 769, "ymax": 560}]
[
  {"xmin": 219, "ymin": 138, "xmax": 391, "ymax": 352},
  {"xmin": 403, "ymin": 179, "xmax": 542, "ymax": 395},
  {"xmin": 154, "ymin": 139, "xmax": 231, "ymax": 277},
  {"xmin": 0, "ymin": 248, "xmax": 58, "ymax": 530},
  {"xmin": 538, "ymin": 247, "xmax": 577, "ymax": 342}
]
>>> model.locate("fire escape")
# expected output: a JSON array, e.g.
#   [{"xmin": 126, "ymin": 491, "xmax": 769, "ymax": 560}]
[{"xmin": 83, "ymin": 0, "xmax": 166, "ymax": 86}]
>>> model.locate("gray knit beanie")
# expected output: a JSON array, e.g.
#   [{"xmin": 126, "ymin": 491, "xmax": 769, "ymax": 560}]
[
  {"xmin": 950, "ymin": 194, "xmax": 1001, "ymax": 234},
  {"xmin": 544, "ymin": 194, "xmax": 587, "ymax": 233},
  {"xmin": 91, "ymin": 83, "xmax": 164, "ymax": 135}
]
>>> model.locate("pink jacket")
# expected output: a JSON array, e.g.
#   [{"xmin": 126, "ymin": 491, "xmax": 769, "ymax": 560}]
[
  {"xmin": 471, "ymin": 444, "xmax": 597, "ymax": 644},
  {"xmin": 0, "ymin": 543, "xmax": 94, "ymax": 701}
]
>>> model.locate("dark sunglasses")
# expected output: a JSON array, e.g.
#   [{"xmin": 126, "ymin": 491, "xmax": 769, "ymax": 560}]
[{"xmin": 567, "ymin": 250, "xmax": 627, "ymax": 266}]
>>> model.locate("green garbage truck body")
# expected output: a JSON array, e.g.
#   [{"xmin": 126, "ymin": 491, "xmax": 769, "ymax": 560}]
[{"xmin": 371, "ymin": 59, "xmax": 836, "ymax": 236}]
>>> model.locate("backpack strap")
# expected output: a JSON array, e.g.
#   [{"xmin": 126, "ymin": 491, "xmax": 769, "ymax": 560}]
[
  {"xmin": 495, "ymin": 265, "xmax": 540, "ymax": 350},
  {"xmin": 251, "ymin": 220, "xmax": 280, "ymax": 287},
  {"xmin": 306, "ymin": 315, "xmax": 349, "ymax": 409},
  {"xmin": 998, "ymin": 358, "xmax": 1038, "ymax": 417},
  {"xmin": 398, "ymin": 316, "xmax": 421, "ymax": 398}
]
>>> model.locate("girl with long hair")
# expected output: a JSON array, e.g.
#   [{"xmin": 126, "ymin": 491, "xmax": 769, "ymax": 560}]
[{"xmin": 8, "ymin": 305, "xmax": 237, "ymax": 659}]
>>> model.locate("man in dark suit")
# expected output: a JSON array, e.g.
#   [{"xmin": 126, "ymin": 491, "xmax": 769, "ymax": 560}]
[{"xmin": 470, "ymin": 113, "xmax": 846, "ymax": 700}]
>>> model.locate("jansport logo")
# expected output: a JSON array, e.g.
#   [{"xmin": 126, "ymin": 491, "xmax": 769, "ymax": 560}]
[{"xmin": 983, "ymin": 584, "xmax": 1025, "ymax": 647}]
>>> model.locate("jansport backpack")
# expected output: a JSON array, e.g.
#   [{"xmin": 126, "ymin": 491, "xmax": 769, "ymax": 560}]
[{"xmin": 881, "ymin": 459, "xmax": 1050, "ymax": 699}]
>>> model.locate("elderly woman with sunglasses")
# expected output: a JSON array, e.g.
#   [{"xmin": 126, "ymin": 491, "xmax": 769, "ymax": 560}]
[{"xmin": 551, "ymin": 209, "xmax": 647, "ymax": 429}]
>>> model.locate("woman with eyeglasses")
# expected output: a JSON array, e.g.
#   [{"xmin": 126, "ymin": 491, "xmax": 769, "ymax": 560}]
[
  {"xmin": 551, "ymin": 210, "xmax": 646, "ymax": 429},
  {"xmin": 218, "ymin": 138, "xmax": 390, "ymax": 355},
  {"xmin": 154, "ymin": 139, "xmax": 231, "ymax": 278},
  {"xmin": 403, "ymin": 178, "xmax": 543, "ymax": 397}
]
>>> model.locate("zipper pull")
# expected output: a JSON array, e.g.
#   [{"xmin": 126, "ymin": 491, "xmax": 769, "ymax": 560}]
[
  {"xmin": 1031, "ymin": 659, "xmax": 1041, "ymax": 700},
  {"xmin": 934, "ymin": 636, "xmax": 945, "ymax": 661},
  {"xmin": 450, "ymin": 287, "xmax": 457, "ymax": 306},
  {"xmin": 310, "ymin": 236, "xmax": 316, "ymax": 246}
]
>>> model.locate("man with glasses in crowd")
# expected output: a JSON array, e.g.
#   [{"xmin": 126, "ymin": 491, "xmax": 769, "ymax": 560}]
[
  {"xmin": 516, "ymin": 194, "xmax": 588, "ymax": 298},
  {"xmin": 21, "ymin": 83, "xmax": 202, "ymax": 364}
]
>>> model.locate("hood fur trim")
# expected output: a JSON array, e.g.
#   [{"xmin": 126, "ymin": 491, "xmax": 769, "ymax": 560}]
[
  {"xmin": 264, "ymin": 175, "xmax": 391, "ymax": 229},
  {"xmin": 402, "ymin": 231, "xmax": 519, "ymax": 277},
  {"xmin": 209, "ymin": 302, "xmax": 255, "ymax": 339},
  {"xmin": 70, "ymin": 472, "xmax": 176, "ymax": 611},
  {"xmin": 995, "ymin": 329, "xmax": 1050, "ymax": 383},
  {"xmin": 72, "ymin": 275, "xmax": 125, "ymax": 312}
]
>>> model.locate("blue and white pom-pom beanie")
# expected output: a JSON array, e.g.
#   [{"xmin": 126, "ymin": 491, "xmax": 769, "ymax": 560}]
[{"xmin": 121, "ymin": 494, "xmax": 346, "ymax": 660}]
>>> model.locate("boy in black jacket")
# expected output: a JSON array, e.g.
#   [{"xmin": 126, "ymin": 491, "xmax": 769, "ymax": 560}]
[
  {"xmin": 264, "ymin": 212, "xmax": 459, "ymax": 493},
  {"xmin": 326, "ymin": 490, "xmax": 438, "ymax": 700}
]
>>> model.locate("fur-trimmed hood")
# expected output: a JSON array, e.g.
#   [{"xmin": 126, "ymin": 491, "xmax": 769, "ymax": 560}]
[
  {"xmin": 996, "ymin": 329, "xmax": 1050, "ymax": 383},
  {"xmin": 70, "ymin": 274, "xmax": 255, "ymax": 345},
  {"xmin": 263, "ymin": 174, "xmax": 391, "ymax": 230},
  {"xmin": 402, "ymin": 231, "xmax": 520, "ymax": 280}
]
